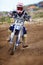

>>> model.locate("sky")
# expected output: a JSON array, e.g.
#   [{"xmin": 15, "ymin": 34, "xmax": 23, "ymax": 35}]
[{"xmin": 0, "ymin": 0, "xmax": 43, "ymax": 11}]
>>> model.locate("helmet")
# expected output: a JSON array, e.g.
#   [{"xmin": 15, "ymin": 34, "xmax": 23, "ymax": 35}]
[{"xmin": 17, "ymin": 3, "xmax": 23, "ymax": 14}]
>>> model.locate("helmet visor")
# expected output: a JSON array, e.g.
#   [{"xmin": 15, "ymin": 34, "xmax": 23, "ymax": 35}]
[{"xmin": 17, "ymin": 7, "xmax": 23, "ymax": 11}]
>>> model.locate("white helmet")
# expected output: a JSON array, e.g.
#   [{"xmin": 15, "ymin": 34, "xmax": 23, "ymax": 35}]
[{"xmin": 17, "ymin": 3, "xmax": 23, "ymax": 14}]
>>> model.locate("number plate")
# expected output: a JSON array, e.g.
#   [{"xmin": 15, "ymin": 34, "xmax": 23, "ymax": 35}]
[{"xmin": 15, "ymin": 25, "xmax": 21, "ymax": 30}]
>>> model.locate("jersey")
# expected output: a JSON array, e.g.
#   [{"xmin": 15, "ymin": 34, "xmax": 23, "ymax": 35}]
[
  {"xmin": 10, "ymin": 10, "xmax": 30, "ymax": 26},
  {"xmin": 9, "ymin": 10, "xmax": 30, "ymax": 35}
]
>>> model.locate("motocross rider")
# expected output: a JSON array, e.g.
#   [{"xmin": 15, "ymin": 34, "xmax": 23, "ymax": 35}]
[{"xmin": 8, "ymin": 3, "xmax": 31, "ymax": 50}]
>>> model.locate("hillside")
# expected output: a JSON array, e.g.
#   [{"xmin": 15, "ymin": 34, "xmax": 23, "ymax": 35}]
[{"xmin": 24, "ymin": 1, "xmax": 43, "ymax": 10}]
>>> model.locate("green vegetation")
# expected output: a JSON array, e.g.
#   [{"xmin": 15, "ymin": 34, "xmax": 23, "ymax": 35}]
[
  {"xmin": 0, "ymin": 16, "xmax": 5, "ymax": 23},
  {"xmin": 0, "ymin": 16, "xmax": 11, "ymax": 23},
  {"xmin": 5, "ymin": 16, "xmax": 11, "ymax": 23},
  {"xmin": 0, "ymin": 11, "xmax": 11, "ymax": 24},
  {"xmin": 33, "ymin": 12, "xmax": 43, "ymax": 18}
]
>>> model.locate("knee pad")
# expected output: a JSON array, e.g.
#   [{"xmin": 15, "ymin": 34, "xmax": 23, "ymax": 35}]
[
  {"xmin": 11, "ymin": 32, "xmax": 14, "ymax": 39},
  {"xmin": 24, "ymin": 34, "xmax": 27, "ymax": 37}
]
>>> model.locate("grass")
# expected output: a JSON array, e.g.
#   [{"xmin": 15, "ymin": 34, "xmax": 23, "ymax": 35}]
[
  {"xmin": 0, "ymin": 16, "xmax": 11, "ymax": 24},
  {"xmin": 33, "ymin": 12, "xmax": 43, "ymax": 19}
]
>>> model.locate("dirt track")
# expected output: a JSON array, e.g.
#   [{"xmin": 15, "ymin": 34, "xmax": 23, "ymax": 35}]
[{"xmin": 0, "ymin": 22, "xmax": 43, "ymax": 65}]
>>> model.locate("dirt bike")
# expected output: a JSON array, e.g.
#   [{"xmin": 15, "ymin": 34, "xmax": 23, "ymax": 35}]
[{"xmin": 9, "ymin": 19, "xmax": 28, "ymax": 55}]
